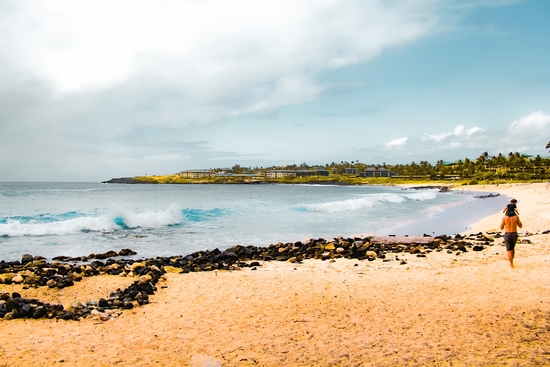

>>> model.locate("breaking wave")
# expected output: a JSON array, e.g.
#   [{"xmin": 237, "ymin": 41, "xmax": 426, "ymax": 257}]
[
  {"xmin": 0, "ymin": 215, "xmax": 116, "ymax": 236},
  {"xmin": 0, "ymin": 204, "xmax": 227, "ymax": 236},
  {"xmin": 300, "ymin": 191, "xmax": 437, "ymax": 213}
]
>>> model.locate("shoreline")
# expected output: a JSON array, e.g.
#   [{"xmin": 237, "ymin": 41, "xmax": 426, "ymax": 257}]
[
  {"xmin": 1, "ymin": 183, "xmax": 549, "ymax": 366},
  {"xmin": 0, "ymin": 183, "xmax": 496, "ymax": 263}
]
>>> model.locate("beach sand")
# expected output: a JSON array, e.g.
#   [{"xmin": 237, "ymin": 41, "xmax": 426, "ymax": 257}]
[{"xmin": 1, "ymin": 183, "xmax": 550, "ymax": 366}]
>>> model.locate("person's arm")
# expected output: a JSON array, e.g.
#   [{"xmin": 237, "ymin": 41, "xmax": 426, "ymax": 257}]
[
  {"xmin": 500, "ymin": 217, "xmax": 506, "ymax": 230},
  {"xmin": 517, "ymin": 217, "xmax": 523, "ymax": 228}
]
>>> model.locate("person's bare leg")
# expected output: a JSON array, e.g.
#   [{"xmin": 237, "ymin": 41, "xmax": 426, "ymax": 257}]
[{"xmin": 508, "ymin": 250, "xmax": 514, "ymax": 268}]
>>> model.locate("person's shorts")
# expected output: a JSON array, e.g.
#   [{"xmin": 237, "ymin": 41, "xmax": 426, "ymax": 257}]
[{"xmin": 504, "ymin": 232, "xmax": 518, "ymax": 251}]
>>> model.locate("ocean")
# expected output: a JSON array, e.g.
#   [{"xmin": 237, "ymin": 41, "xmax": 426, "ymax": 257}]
[{"xmin": 0, "ymin": 182, "xmax": 504, "ymax": 262}]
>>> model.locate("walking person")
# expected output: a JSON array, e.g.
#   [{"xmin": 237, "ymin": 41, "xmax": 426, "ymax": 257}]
[{"xmin": 500, "ymin": 212, "xmax": 523, "ymax": 268}]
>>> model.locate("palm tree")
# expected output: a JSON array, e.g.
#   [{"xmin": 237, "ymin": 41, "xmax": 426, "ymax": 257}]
[
  {"xmin": 546, "ymin": 140, "xmax": 550, "ymax": 151},
  {"xmin": 475, "ymin": 152, "xmax": 489, "ymax": 172}
]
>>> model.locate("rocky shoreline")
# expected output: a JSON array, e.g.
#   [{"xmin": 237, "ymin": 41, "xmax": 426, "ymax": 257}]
[
  {"xmin": 101, "ymin": 177, "xmax": 158, "ymax": 184},
  {"xmin": 1, "ymin": 230, "xmax": 539, "ymax": 322},
  {"xmin": 101, "ymin": 177, "xmax": 350, "ymax": 185}
]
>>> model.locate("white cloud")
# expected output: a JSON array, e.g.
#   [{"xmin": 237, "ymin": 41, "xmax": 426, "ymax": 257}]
[
  {"xmin": 466, "ymin": 126, "xmax": 484, "ymax": 135},
  {"xmin": 424, "ymin": 132, "xmax": 452, "ymax": 141},
  {"xmin": 384, "ymin": 137, "xmax": 408, "ymax": 148},
  {"xmin": 373, "ymin": 113, "xmax": 549, "ymax": 163},
  {"xmin": 508, "ymin": 111, "xmax": 550, "ymax": 133},
  {"xmin": 0, "ymin": 0, "xmax": 455, "ymax": 125},
  {"xmin": 0, "ymin": 0, "xmax": 529, "ymax": 180}
]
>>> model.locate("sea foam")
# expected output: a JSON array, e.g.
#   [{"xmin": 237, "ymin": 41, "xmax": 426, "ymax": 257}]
[
  {"xmin": 0, "ymin": 215, "xmax": 116, "ymax": 236},
  {"xmin": 118, "ymin": 203, "xmax": 183, "ymax": 229},
  {"xmin": 300, "ymin": 192, "xmax": 437, "ymax": 213}
]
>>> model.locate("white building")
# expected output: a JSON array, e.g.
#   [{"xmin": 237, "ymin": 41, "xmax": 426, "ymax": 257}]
[
  {"xmin": 179, "ymin": 170, "xmax": 215, "ymax": 178},
  {"xmin": 266, "ymin": 170, "xmax": 297, "ymax": 178}
]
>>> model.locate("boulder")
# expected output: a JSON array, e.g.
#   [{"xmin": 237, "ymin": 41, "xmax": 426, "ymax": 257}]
[
  {"xmin": 0, "ymin": 273, "xmax": 16, "ymax": 283},
  {"xmin": 163, "ymin": 266, "xmax": 182, "ymax": 273},
  {"xmin": 23, "ymin": 273, "xmax": 41, "ymax": 285},
  {"xmin": 130, "ymin": 262, "xmax": 146, "ymax": 272},
  {"xmin": 11, "ymin": 274, "xmax": 24, "ymax": 284},
  {"xmin": 324, "ymin": 243, "xmax": 336, "ymax": 251}
]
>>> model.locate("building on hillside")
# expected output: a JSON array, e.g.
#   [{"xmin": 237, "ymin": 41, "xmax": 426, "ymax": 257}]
[
  {"xmin": 344, "ymin": 168, "xmax": 358, "ymax": 175},
  {"xmin": 215, "ymin": 173, "xmax": 262, "ymax": 177},
  {"xmin": 443, "ymin": 161, "xmax": 459, "ymax": 166},
  {"xmin": 359, "ymin": 167, "xmax": 395, "ymax": 177},
  {"xmin": 295, "ymin": 169, "xmax": 329, "ymax": 177},
  {"xmin": 378, "ymin": 168, "xmax": 391, "ymax": 177},
  {"xmin": 179, "ymin": 170, "xmax": 215, "ymax": 178},
  {"xmin": 266, "ymin": 170, "xmax": 297, "ymax": 178},
  {"xmin": 362, "ymin": 167, "xmax": 377, "ymax": 177}
]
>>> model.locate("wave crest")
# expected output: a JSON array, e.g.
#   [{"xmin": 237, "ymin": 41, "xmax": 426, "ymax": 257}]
[
  {"xmin": 300, "ymin": 192, "xmax": 437, "ymax": 213},
  {"xmin": 0, "ymin": 204, "xmax": 231, "ymax": 236},
  {"xmin": 0, "ymin": 215, "xmax": 116, "ymax": 236},
  {"xmin": 118, "ymin": 204, "xmax": 183, "ymax": 229}
]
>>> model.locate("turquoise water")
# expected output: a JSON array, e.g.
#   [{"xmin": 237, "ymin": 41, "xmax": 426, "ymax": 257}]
[{"xmin": 0, "ymin": 182, "xmax": 503, "ymax": 261}]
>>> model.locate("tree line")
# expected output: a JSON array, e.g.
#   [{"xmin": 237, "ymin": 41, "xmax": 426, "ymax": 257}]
[{"xmin": 220, "ymin": 151, "xmax": 550, "ymax": 181}]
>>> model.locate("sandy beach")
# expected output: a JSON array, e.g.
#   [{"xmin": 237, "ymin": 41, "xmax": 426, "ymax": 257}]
[{"xmin": 1, "ymin": 183, "xmax": 550, "ymax": 366}]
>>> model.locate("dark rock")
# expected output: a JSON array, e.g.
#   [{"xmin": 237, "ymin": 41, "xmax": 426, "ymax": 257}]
[
  {"xmin": 21, "ymin": 254, "xmax": 33, "ymax": 264},
  {"xmin": 457, "ymin": 244, "xmax": 468, "ymax": 252},
  {"xmin": 98, "ymin": 298, "xmax": 109, "ymax": 308},
  {"xmin": 6, "ymin": 300, "xmax": 19, "ymax": 312},
  {"xmin": 119, "ymin": 249, "xmax": 137, "ymax": 256},
  {"xmin": 20, "ymin": 303, "xmax": 33, "ymax": 317},
  {"xmin": 32, "ymin": 306, "xmax": 47, "ymax": 319},
  {"xmin": 137, "ymin": 281, "xmax": 155, "ymax": 295},
  {"xmin": 122, "ymin": 301, "xmax": 134, "ymax": 309}
]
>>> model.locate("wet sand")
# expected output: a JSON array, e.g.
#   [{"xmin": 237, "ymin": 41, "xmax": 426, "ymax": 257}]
[{"xmin": 1, "ymin": 183, "xmax": 549, "ymax": 367}]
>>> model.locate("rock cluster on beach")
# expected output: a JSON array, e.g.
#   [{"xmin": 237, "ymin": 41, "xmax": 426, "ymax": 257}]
[
  {"xmin": 0, "ymin": 250, "xmax": 166, "ymax": 321},
  {"xmin": 165, "ymin": 232, "xmax": 505, "ymax": 271},
  {"xmin": 0, "ymin": 231, "xmax": 539, "ymax": 321}
]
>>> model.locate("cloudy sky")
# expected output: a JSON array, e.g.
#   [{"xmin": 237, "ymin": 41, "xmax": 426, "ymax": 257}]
[{"xmin": 1, "ymin": 0, "xmax": 549, "ymax": 181}]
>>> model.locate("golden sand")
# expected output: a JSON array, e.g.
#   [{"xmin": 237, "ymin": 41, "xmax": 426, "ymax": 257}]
[{"xmin": 1, "ymin": 183, "xmax": 549, "ymax": 366}]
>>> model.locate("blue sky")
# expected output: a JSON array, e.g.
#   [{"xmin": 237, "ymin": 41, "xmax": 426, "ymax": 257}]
[{"xmin": 0, "ymin": 0, "xmax": 549, "ymax": 181}]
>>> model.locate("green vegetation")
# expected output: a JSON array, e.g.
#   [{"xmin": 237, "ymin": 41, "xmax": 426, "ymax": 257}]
[{"xmin": 131, "ymin": 151, "xmax": 550, "ymax": 185}]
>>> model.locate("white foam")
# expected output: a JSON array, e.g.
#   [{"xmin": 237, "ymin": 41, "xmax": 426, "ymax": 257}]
[
  {"xmin": 401, "ymin": 191, "xmax": 438, "ymax": 201},
  {"xmin": 0, "ymin": 204, "xmax": 185, "ymax": 236},
  {"xmin": 121, "ymin": 203, "xmax": 183, "ymax": 228},
  {"xmin": 0, "ymin": 215, "xmax": 116, "ymax": 236},
  {"xmin": 302, "ymin": 192, "xmax": 437, "ymax": 213}
]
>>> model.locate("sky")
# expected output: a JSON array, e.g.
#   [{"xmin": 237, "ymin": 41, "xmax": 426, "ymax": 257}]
[{"xmin": 0, "ymin": 0, "xmax": 549, "ymax": 181}]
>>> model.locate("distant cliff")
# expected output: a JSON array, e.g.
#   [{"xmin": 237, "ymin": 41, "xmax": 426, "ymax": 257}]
[{"xmin": 101, "ymin": 177, "xmax": 158, "ymax": 184}]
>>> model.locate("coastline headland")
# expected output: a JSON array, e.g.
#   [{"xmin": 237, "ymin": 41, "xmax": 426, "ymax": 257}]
[
  {"xmin": 101, "ymin": 177, "xmax": 159, "ymax": 184},
  {"xmin": 102, "ymin": 175, "xmax": 460, "ymax": 187},
  {"xmin": 102, "ymin": 176, "xmax": 351, "ymax": 185},
  {"xmin": 1, "ymin": 183, "xmax": 549, "ymax": 366}
]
